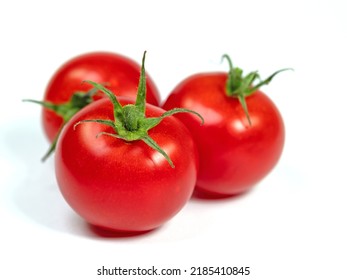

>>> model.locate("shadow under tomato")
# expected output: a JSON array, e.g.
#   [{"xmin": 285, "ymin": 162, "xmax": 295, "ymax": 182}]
[
  {"xmin": 88, "ymin": 224, "xmax": 157, "ymax": 238},
  {"xmin": 191, "ymin": 188, "xmax": 251, "ymax": 201}
]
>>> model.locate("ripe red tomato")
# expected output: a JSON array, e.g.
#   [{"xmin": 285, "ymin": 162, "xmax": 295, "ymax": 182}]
[
  {"xmin": 163, "ymin": 58, "xmax": 287, "ymax": 197},
  {"xmin": 43, "ymin": 52, "xmax": 160, "ymax": 142},
  {"xmin": 55, "ymin": 97, "xmax": 199, "ymax": 232}
]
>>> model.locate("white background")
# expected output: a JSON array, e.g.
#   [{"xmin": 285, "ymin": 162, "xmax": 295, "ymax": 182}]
[{"xmin": 1, "ymin": 0, "xmax": 346, "ymax": 279}]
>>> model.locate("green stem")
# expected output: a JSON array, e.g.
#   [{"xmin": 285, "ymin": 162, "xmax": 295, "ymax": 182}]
[
  {"xmin": 222, "ymin": 54, "xmax": 292, "ymax": 125},
  {"xmin": 142, "ymin": 135, "xmax": 174, "ymax": 168},
  {"xmin": 135, "ymin": 50, "xmax": 147, "ymax": 115},
  {"xmin": 77, "ymin": 51, "xmax": 204, "ymax": 168},
  {"xmin": 23, "ymin": 87, "xmax": 99, "ymax": 161}
]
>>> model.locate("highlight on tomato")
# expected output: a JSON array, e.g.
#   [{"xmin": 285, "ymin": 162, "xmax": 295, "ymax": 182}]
[
  {"xmin": 24, "ymin": 51, "xmax": 160, "ymax": 160},
  {"xmin": 54, "ymin": 52, "xmax": 203, "ymax": 233},
  {"xmin": 163, "ymin": 54, "xmax": 291, "ymax": 197}
]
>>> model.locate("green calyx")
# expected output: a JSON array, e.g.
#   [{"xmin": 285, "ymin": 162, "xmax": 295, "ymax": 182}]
[
  {"xmin": 222, "ymin": 54, "xmax": 292, "ymax": 125},
  {"xmin": 23, "ymin": 87, "xmax": 99, "ymax": 161},
  {"xmin": 74, "ymin": 51, "xmax": 204, "ymax": 168}
]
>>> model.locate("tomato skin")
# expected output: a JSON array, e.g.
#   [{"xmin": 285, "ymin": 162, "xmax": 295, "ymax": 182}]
[
  {"xmin": 55, "ymin": 98, "xmax": 198, "ymax": 232},
  {"xmin": 43, "ymin": 52, "xmax": 160, "ymax": 142},
  {"xmin": 162, "ymin": 73, "xmax": 285, "ymax": 196}
]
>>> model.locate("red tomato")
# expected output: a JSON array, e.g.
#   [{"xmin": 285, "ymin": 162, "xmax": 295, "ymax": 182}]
[
  {"xmin": 55, "ymin": 97, "xmax": 199, "ymax": 232},
  {"xmin": 43, "ymin": 52, "xmax": 160, "ymax": 142},
  {"xmin": 163, "ymin": 71, "xmax": 285, "ymax": 197}
]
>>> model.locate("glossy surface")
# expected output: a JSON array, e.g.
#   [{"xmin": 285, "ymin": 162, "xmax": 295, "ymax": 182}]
[
  {"xmin": 43, "ymin": 52, "xmax": 160, "ymax": 142},
  {"xmin": 55, "ymin": 98, "xmax": 198, "ymax": 232},
  {"xmin": 163, "ymin": 73, "xmax": 285, "ymax": 196}
]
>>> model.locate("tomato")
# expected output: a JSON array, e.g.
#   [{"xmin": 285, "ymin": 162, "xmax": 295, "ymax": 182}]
[
  {"xmin": 54, "ymin": 53, "xmax": 201, "ymax": 232},
  {"xmin": 42, "ymin": 52, "xmax": 160, "ymax": 143},
  {"xmin": 55, "ymin": 97, "xmax": 198, "ymax": 232},
  {"xmin": 163, "ymin": 56, "xmax": 287, "ymax": 197}
]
